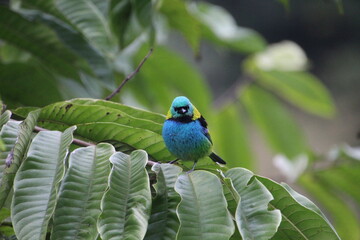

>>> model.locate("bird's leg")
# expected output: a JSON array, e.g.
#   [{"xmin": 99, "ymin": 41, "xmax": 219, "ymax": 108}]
[
  {"xmin": 169, "ymin": 159, "xmax": 179, "ymax": 164},
  {"xmin": 187, "ymin": 160, "xmax": 198, "ymax": 173}
]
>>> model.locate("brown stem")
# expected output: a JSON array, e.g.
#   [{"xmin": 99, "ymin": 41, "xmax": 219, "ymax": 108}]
[
  {"xmin": 34, "ymin": 126, "xmax": 94, "ymax": 147},
  {"xmin": 105, "ymin": 48, "xmax": 154, "ymax": 101}
]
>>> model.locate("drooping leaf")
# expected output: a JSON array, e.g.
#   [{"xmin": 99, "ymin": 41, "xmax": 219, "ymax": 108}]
[
  {"xmin": 0, "ymin": 62, "xmax": 62, "ymax": 107},
  {"xmin": 133, "ymin": 0, "xmax": 153, "ymax": 28},
  {"xmin": 26, "ymin": 11, "xmax": 113, "ymax": 82},
  {"xmin": 0, "ymin": 110, "xmax": 40, "ymax": 209},
  {"xmin": 11, "ymin": 126, "xmax": 75, "ymax": 240},
  {"xmin": 145, "ymin": 163, "xmax": 182, "ymax": 240},
  {"xmin": 108, "ymin": 0, "xmax": 132, "ymax": 48},
  {"xmin": 175, "ymin": 171, "xmax": 235, "ymax": 240},
  {"xmin": 0, "ymin": 110, "xmax": 11, "ymax": 129},
  {"xmin": 189, "ymin": 2, "xmax": 266, "ymax": 54},
  {"xmin": 51, "ymin": 143, "xmax": 114, "ymax": 240},
  {"xmin": 88, "ymin": 0, "xmax": 109, "ymax": 16},
  {"xmin": 253, "ymin": 70, "xmax": 336, "ymax": 117},
  {"xmin": 159, "ymin": 0, "xmax": 201, "ymax": 54},
  {"xmin": 0, "ymin": 120, "xmax": 21, "ymax": 199},
  {"xmin": 256, "ymin": 176, "xmax": 341, "ymax": 240},
  {"xmin": 212, "ymin": 103, "xmax": 254, "ymax": 169},
  {"xmin": 109, "ymin": 0, "xmax": 152, "ymax": 49},
  {"xmin": 0, "ymin": 7, "xmax": 83, "ymax": 80},
  {"xmin": 55, "ymin": 0, "xmax": 117, "ymax": 56},
  {"xmin": 225, "ymin": 168, "xmax": 281, "ymax": 240},
  {"xmin": 299, "ymin": 172, "xmax": 359, "ymax": 240},
  {"xmin": 98, "ymin": 150, "xmax": 151, "ymax": 240},
  {"xmin": 240, "ymin": 84, "xmax": 307, "ymax": 159},
  {"xmin": 19, "ymin": 0, "xmax": 66, "ymax": 21}
]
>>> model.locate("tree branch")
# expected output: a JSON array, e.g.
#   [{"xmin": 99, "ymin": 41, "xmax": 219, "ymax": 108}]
[
  {"xmin": 34, "ymin": 126, "xmax": 94, "ymax": 146},
  {"xmin": 33, "ymin": 126, "xmax": 157, "ymax": 166},
  {"xmin": 105, "ymin": 48, "xmax": 154, "ymax": 101}
]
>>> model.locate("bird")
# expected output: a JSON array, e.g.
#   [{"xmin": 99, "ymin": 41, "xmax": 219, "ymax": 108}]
[{"xmin": 162, "ymin": 96, "xmax": 226, "ymax": 172}]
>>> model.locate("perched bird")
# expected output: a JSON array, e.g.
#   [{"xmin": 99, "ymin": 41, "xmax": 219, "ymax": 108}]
[{"xmin": 162, "ymin": 96, "xmax": 226, "ymax": 171}]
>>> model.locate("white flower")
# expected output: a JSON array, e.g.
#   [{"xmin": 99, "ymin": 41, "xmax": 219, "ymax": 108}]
[
  {"xmin": 254, "ymin": 41, "xmax": 308, "ymax": 71},
  {"xmin": 329, "ymin": 144, "xmax": 360, "ymax": 161},
  {"xmin": 273, "ymin": 154, "xmax": 308, "ymax": 182}
]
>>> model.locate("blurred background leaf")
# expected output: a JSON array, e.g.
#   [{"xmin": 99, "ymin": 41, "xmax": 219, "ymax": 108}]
[{"xmin": 240, "ymin": 84, "xmax": 307, "ymax": 159}]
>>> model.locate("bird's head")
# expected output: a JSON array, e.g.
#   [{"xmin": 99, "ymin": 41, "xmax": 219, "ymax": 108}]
[{"xmin": 166, "ymin": 96, "xmax": 200, "ymax": 119}]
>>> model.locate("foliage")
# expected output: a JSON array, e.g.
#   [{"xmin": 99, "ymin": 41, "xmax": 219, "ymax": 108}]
[
  {"xmin": 0, "ymin": 0, "xmax": 356, "ymax": 239},
  {"xmin": 0, "ymin": 106, "xmax": 344, "ymax": 239}
]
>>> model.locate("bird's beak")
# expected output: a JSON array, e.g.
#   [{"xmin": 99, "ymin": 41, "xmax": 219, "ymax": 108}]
[{"xmin": 176, "ymin": 107, "xmax": 188, "ymax": 114}]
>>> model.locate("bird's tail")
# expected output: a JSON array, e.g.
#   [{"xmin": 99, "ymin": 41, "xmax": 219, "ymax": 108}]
[{"xmin": 209, "ymin": 152, "xmax": 226, "ymax": 164}]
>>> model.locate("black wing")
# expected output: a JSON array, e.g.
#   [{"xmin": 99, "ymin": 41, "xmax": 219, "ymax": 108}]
[{"xmin": 198, "ymin": 115, "xmax": 212, "ymax": 144}]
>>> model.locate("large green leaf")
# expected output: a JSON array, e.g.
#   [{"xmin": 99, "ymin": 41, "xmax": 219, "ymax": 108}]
[
  {"xmin": 55, "ymin": 0, "xmax": 116, "ymax": 56},
  {"xmin": 14, "ymin": 99, "xmax": 164, "ymax": 133},
  {"xmin": 212, "ymin": 103, "xmax": 254, "ymax": 169},
  {"xmin": 69, "ymin": 98, "xmax": 165, "ymax": 124},
  {"xmin": 257, "ymin": 176, "xmax": 341, "ymax": 240},
  {"xmin": 159, "ymin": 0, "xmax": 201, "ymax": 54},
  {"xmin": 76, "ymin": 121, "xmax": 172, "ymax": 161},
  {"xmin": 189, "ymin": 2, "xmax": 266, "ymax": 54},
  {"xmin": 11, "ymin": 126, "xmax": 75, "ymax": 240},
  {"xmin": 0, "ymin": 7, "xmax": 83, "ymax": 80},
  {"xmin": 145, "ymin": 163, "xmax": 182, "ymax": 240},
  {"xmin": 299, "ymin": 172, "xmax": 359, "ymax": 240},
  {"xmin": 0, "ymin": 62, "xmax": 62, "ymax": 107},
  {"xmin": 132, "ymin": 46, "xmax": 212, "ymax": 112},
  {"xmin": 98, "ymin": 150, "xmax": 151, "ymax": 240},
  {"xmin": 240, "ymin": 84, "xmax": 307, "ymax": 159},
  {"xmin": 13, "ymin": 99, "xmax": 173, "ymax": 162},
  {"xmin": 175, "ymin": 171, "xmax": 234, "ymax": 240},
  {"xmin": 0, "ymin": 110, "xmax": 40, "ymax": 209},
  {"xmin": 253, "ymin": 70, "xmax": 336, "ymax": 117},
  {"xmin": 51, "ymin": 143, "xmax": 114, "ymax": 240},
  {"xmin": 225, "ymin": 168, "xmax": 281, "ymax": 240}
]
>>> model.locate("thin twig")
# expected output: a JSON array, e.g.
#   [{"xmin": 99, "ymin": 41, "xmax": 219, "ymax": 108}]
[
  {"xmin": 33, "ymin": 125, "xmax": 158, "ymax": 166},
  {"xmin": 34, "ymin": 126, "xmax": 94, "ymax": 146},
  {"xmin": 105, "ymin": 48, "xmax": 154, "ymax": 101}
]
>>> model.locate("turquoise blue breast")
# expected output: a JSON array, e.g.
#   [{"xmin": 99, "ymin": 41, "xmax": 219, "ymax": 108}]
[{"xmin": 162, "ymin": 119, "xmax": 212, "ymax": 161}]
